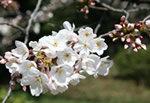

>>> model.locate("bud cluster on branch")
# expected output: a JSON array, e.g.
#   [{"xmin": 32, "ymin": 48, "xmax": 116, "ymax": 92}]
[{"xmin": 109, "ymin": 16, "xmax": 150, "ymax": 52}]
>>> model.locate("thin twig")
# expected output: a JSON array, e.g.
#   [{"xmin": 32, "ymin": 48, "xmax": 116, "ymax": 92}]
[
  {"xmin": 101, "ymin": 3, "xmax": 129, "ymax": 19},
  {"xmin": 143, "ymin": 14, "xmax": 150, "ymax": 22},
  {"xmin": 99, "ymin": 29, "xmax": 119, "ymax": 38},
  {"xmin": 90, "ymin": 3, "xmax": 150, "ymax": 20},
  {"xmin": 0, "ymin": 23, "xmax": 25, "ymax": 33},
  {"xmin": 24, "ymin": 0, "xmax": 42, "ymax": 44},
  {"xmin": 2, "ymin": 87, "xmax": 12, "ymax": 103}
]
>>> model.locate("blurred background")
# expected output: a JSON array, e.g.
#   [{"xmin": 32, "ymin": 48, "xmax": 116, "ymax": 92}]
[{"xmin": 0, "ymin": 0, "xmax": 150, "ymax": 103}]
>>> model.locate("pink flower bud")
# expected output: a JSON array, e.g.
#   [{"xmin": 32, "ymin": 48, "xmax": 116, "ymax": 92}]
[
  {"xmin": 135, "ymin": 38, "xmax": 141, "ymax": 45},
  {"xmin": 109, "ymin": 33, "xmax": 113, "ymax": 38},
  {"xmin": 145, "ymin": 20, "xmax": 150, "ymax": 27},
  {"xmin": 137, "ymin": 46, "xmax": 141, "ymax": 50},
  {"xmin": 124, "ymin": 44, "xmax": 128, "ymax": 49},
  {"xmin": 93, "ymin": 34, "xmax": 97, "ymax": 38},
  {"xmin": 0, "ymin": 58, "xmax": 6, "ymax": 64},
  {"xmin": 121, "ymin": 15, "xmax": 126, "ymax": 22},
  {"xmin": 112, "ymin": 31, "xmax": 117, "ymax": 35},
  {"xmin": 112, "ymin": 38, "xmax": 118, "ymax": 42},
  {"xmin": 115, "ymin": 24, "xmax": 122, "ymax": 29},
  {"xmin": 139, "ymin": 35, "xmax": 143, "ymax": 39},
  {"xmin": 136, "ymin": 23, "xmax": 141, "ymax": 28},
  {"xmin": 121, "ymin": 37, "xmax": 125, "ymax": 42},
  {"xmin": 90, "ymin": 2, "xmax": 95, "ymax": 6},
  {"xmin": 131, "ymin": 42, "xmax": 136, "ymax": 48},
  {"xmin": 85, "ymin": 9, "xmax": 89, "ymax": 14},
  {"xmin": 124, "ymin": 21, "xmax": 128, "ymax": 26},
  {"xmin": 80, "ymin": 8, "xmax": 84, "ymax": 12},
  {"xmin": 126, "ymin": 38, "xmax": 131, "ymax": 43},
  {"xmin": 133, "ymin": 48, "xmax": 138, "ymax": 52},
  {"xmin": 120, "ymin": 32, "xmax": 124, "ymax": 36},
  {"xmin": 139, "ymin": 21, "xmax": 143, "ymax": 24},
  {"xmin": 23, "ymin": 86, "xmax": 27, "ymax": 92},
  {"xmin": 141, "ymin": 44, "xmax": 147, "ymax": 50},
  {"xmin": 72, "ymin": 37, "xmax": 78, "ymax": 43},
  {"xmin": 134, "ymin": 29, "xmax": 139, "ymax": 33},
  {"xmin": 128, "ymin": 23, "xmax": 134, "ymax": 28}
]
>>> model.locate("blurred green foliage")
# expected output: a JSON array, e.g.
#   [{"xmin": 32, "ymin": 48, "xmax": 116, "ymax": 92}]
[
  {"xmin": 114, "ymin": 45, "xmax": 150, "ymax": 85},
  {"xmin": 1, "ymin": 77, "xmax": 150, "ymax": 103}
]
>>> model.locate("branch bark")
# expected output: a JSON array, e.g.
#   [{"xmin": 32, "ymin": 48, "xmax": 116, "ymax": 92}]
[
  {"xmin": 24, "ymin": 0, "xmax": 42, "ymax": 44},
  {"xmin": 2, "ymin": 87, "xmax": 12, "ymax": 103},
  {"xmin": 0, "ymin": 23, "xmax": 25, "ymax": 33}
]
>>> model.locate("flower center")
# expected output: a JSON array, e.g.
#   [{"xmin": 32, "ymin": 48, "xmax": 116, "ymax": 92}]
[
  {"xmin": 53, "ymin": 41, "xmax": 58, "ymax": 47},
  {"xmin": 96, "ymin": 42, "xmax": 101, "ymax": 47},
  {"xmin": 84, "ymin": 33, "xmax": 89, "ymax": 37},
  {"xmin": 56, "ymin": 67, "xmax": 64, "ymax": 75},
  {"xmin": 36, "ymin": 75, "xmax": 41, "ymax": 83}
]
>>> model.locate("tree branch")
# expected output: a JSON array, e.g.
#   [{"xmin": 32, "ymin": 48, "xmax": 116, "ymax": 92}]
[
  {"xmin": 99, "ymin": 29, "xmax": 118, "ymax": 38},
  {"xmin": 0, "ymin": 23, "xmax": 25, "ymax": 33},
  {"xmin": 2, "ymin": 87, "xmax": 12, "ymax": 103},
  {"xmin": 24, "ymin": 0, "xmax": 42, "ymax": 44},
  {"xmin": 90, "ymin": 2, "xmax": 150, "ymax": 20},
  {"xmin": 143, "ymin": 14, "xmax": 150, "ymax": 22}
]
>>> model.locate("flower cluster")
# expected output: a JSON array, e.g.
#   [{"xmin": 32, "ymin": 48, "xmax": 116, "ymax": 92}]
[
  {"xmin": 0, "ymin": 21, "xmax": 113, "ymax": 96},
  {"xmin": 109, "ymin": 16, "xmax": 148, "ymax": 52},
  {"xmin": 79, "ymin": 0, "xmax": 97, "ymax": 18}
]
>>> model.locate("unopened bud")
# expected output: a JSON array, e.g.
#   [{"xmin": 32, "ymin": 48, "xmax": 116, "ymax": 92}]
[
  {"xmin": 90, "ymin": 2, "xmax": 95, "ymax": 6},
  {"xmin": 137, "ymin": 46, "xmax": 141, "ymax": 50},
  {"xmin": 126, "ymin": 38, "xmax": 131, "ymax": 43},
  {"xmin": 135, "ymin": 38, "xmax": 141, "ymax": 45},
  {"xmin": 0, "ymin": 58, "xmax": 6, "ymax": 64},
  {"xmin": 109, "ymin": 33, "xmax": 113, "ymax": 38},
  {"xmin": 145, "ymin": 20, "xmax": 150, "ymax": 27},
  {"xmin": 115, "ymin": 24, "xmax": 122, "ymax": 29},
  {"xmin": 133, "ymin": 48, "xmax": 138, "ymax": 52},
  {"xmin": 80, "ymin": 8, "xmax": 84, "ymax": 12},
  {"xmin": 139, "ymin": 35, "xmax": 143, "ymax": 39},
  {"xmin": 121, "ymin": 37, "xmax": 125, "ymax": 42},
  {"xmin": 141, "ymin": 44, "xmax": 147, "ymax": 50},
  {"xmin": 124, "ymin": 21, "xmax": 128, "ymax": 26},
  {"xmin": 112, "ymin": 38, "xmax": 118, "ymax": 42},
  {"xmin": 120, "ymin": 32, "xmax": 124, "ymax": 36},
  {"xmin": 136, "ymin": 23, "xmax": 141, "ymax": 28},
  {"xmin": 121, "ymin": 16, "xmax": 126, "ymax": 22},
  {"xmin": 131, "ymin": 42, "xmax": 136, "ymax": 48},
  {"xmin": 124, "ymin": 44, "xmax": 128, "ymax": 49},
  {"xmin": 128, "ymin": 23, "xmax": 134, "ymax": 28},
  {"xmin": 112, "ymin": 31, "xmax": 117, "ymax": 35},
  {"xmin": 85, "ymin": 9, "xmax": 89, "ymax": 14},
  {"xmin": 134, "ymin": 29, "xmax": 139, "ymax": 33}
]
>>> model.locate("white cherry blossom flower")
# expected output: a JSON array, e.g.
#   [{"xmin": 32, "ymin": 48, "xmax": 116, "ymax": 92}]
[
  {"xmin": 57, "ymin": 48, "xmax": 78, "ymax": 66},
  {"xmin": 94, "ymin": 56, "xmax": 113, "ymax": 78},
  {"xmin": 50, "ymin": 64, "xmax": 73, "ymax": 86},
  {"xmin": 19, "ymin": 60, "xmax": 38, "ymax": 75},
  {"xmin": 5, "ymin": 57, "xmax": 20, "ymax": 74},
  {"xmin": 70, "ymin": 73, "xmax": 86, "ymax": 86},
  {"xmin": 21, "ymin": 72, "xmax": 50, "ymax": 96},
  {"xmin": 29, "ymin": 41, "xmax": 42, "ymax": 52},
  {"xmin": 39, "ymin": 34, "xmax": 67, "ymax": 52},
  {"xmin": 74, "ymin": 36, "xmax": 94, "ymax": 55},
  {"xmin": 50, "ymin": 84, "xmax": 68, "ymax": 95},
  {"xmin": 11, "ymin": 41, "xmax": 29, "ymax": 60},
  {"xmin": 91, "ymin": 38, "xmax": 108, "ymax": 55},
  {"xmin": 78, "ymin": 27, "xmax": 95, "ymax": 40}
]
